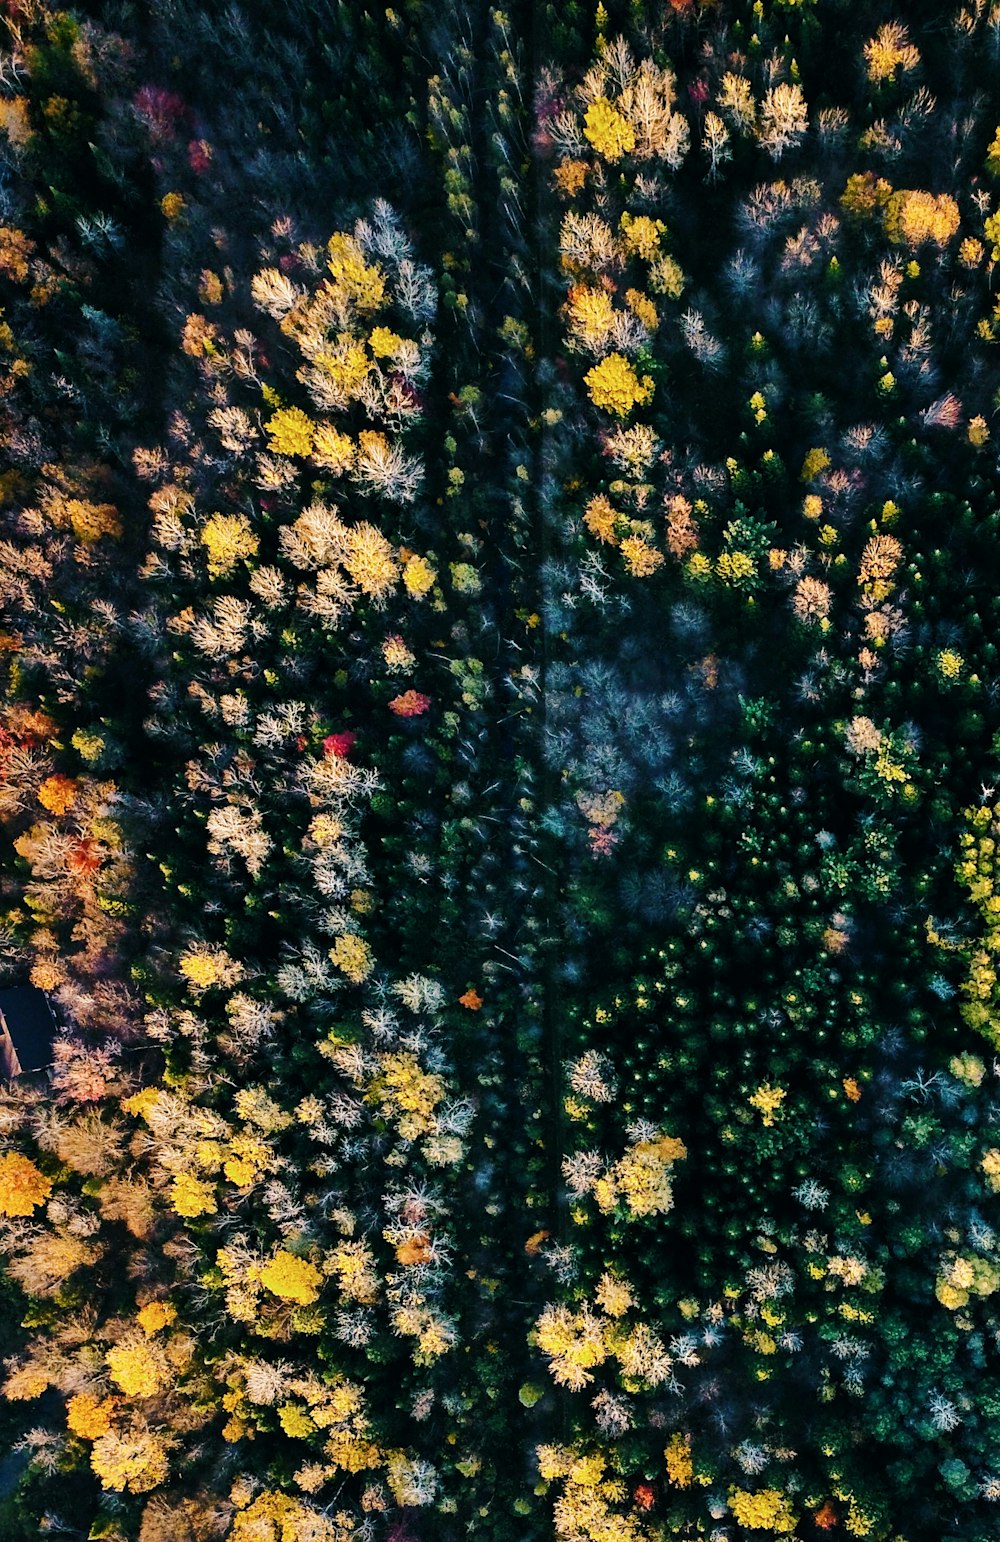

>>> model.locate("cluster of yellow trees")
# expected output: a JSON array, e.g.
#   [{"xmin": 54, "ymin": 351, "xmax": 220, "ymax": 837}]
[
  {"xmin": 0, "ymin": 202, "xmax": 481, "ymax": 1532},
  {"xmin": 549, "ymin": 37, "xmax": 693, "ymax": 581},
  {"xmin": 942, "ymin": 801, "xmax": 1000, "ymax": 1045}
]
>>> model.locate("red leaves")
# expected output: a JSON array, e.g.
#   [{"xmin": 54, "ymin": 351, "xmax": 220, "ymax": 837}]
[{"xmin": 323, "ymin": 731, "xmax": 357, "ymax": 758}]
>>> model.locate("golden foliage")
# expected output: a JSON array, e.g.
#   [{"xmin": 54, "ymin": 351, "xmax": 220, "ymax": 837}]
[
  {"xmin": 402, "ymin": 553, "xmax": 436, "ymax": 597},
  {"xmin": 311, "ymin": 424, "xmax": 355, "ymax": 473},
  {"xmin": 728, "ymin": 1487, "xmax": 798, "ymax": 1532},
  {"xmin": 839, "ymin": 172, "xmax": 893, "ymax": 218},
  {"xmin": 37, "ymin": 773, "xmax": 78, "ymax": 814},
  {"xmin": 229, "ymin": 1490, "xmax": 344, "ymax": 1542},
  {"xmin": 90, "ymin": 1428, "xmax": 170, "ymax": 1493},
  {"xmin": 665, "ymin": 1432, "xmax": 693, "ymax": 1487},
  {"xmin": 619, "ymin": 535, "xmax": 664, "ymax": 577},
  {"xmin": 368, "ymin": 1051, "xmax": 446, "ymax": 1140},
  {"xmin": 137, "ymin": 1302, "xmax": 177, "ymax": 1336},
  {"xmin": 583, "ymin": 353, "xmax": 654, "ymax": 417},
  {"xmin": 0, "ymin": 226, "xmax": 35, "ymax": 283},
  {"xmin": 883, "ymin": 189, "xmax": 960, "ymax": 247},
  {"xmin": 566, "ymin": 286, "xmax": 616, "ymax": 353},
  {"xmin": 259, "ymin": 1250, "xmax": 323, "ymax": 1306},
  {"xmin": 328, "ymin": 519, "xmax": 398, "ymax": 599},
  {"xmin": 864, "ymin": 22, "xmax": 920, "ymax": 83},
  {"xmin": 7, "ymin": 1231, "xmax": 101, "ymax": 1297},
  {"xmin": 583, "ymin": 98, "xmax": 635, "ymax": 162},
  {"xmin": 554, "ymin": 159, "xmax": 589, "ymax": 195},
  {"xmin": 200, "ymin": 513, "xmax": 259, "ymax": 579},
  {"xmin": 0, "ymin": 1151, "xmax": 52, "ymax": 1216},
  {"xmin": 326, "ymin": 232, "xmax": 386, "ymax": 312},
  {"xmin": 107, "ymin": 1341, "xmax": 165, "ymax": 1398},
  {"xmin": 619, "ymin": 212, "xmax": 664, "ymax": 261},
  {"xmin": 266, "ymin": 406, "xmax": 314, "ymax": 458},
  {"xmin": 328, "ymin": 932, "xmax": 374, "ymax": 983},
  {"xmin": 583, "ymin": 494, "xmax": 619, "ymax": 544},
  {"xmin": 67, "ymin": 1394, "xmax": 117, "ymax": 1440},
  {"xmin": 170, "ymin": 1172, "xmax": 218, "ymax": 1218}
]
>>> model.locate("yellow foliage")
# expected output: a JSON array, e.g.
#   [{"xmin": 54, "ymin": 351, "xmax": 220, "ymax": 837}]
[
  {"xmin": 122, "ymin": 1087, "xmax": 163, "ymax": 1122},
  {"xmin": 716, "ymin": 550, "xmax": 756, "ymax": 586},
  {"xmin": 936, "ymin": 649, "xmax": 964, "ymax": 679},
  {"xmin": 883, "ymin": 189, "xmax": 960, "ymax": 247},
  {"xmin": 619, "ymin": 212, "xmax": 664, "ymax": 261},
  {"xmin": 982, "ymin": 1148, "xmax": 1000, "ymax": 1192},
  {"xmin": 625, "ymin": 288, "xmax": 657, "ymax": 328},
  {"xmin": 259, "ymin": 1250, "xmax": 323, "ymax": 1306},
  {"xmin": 234, "ymin": 1087, "xmax": 293, "ymax": 1134},
  {"xmin": 610, "ymin": 1134, "xmax": 685, "ymax": 1216},
  {"xmin": 665, "ymin": 1432, "xmax": 693, "ymax": 1488},
  {"xmin": 340, "ymin": 522, "xmax": 399, "ymax": 600},
  {"xmin": 728, "ymin": 1487, "xmax": 798, "ymax": 1532},
  {"xmin": 90, "ymin": 1428, "xmax": 169, "ymax": 1493},
  {"xmin": 67, "ymin": 1393, "xmax": 117, "ymax": 1440},
  {"xmin": 326, "ymin": 232, "xmax": 386, "ymax": 312},
  {"xmin": 987, "ymin": 127, "xmax": 1000, "ymax": 176},
  {"xmin": 201, "ymin": 513, "xmax": 258, "ymax": 578},
  {"xmin": 37, "ymin": 774, "xmax": 77, "ymax": 814},
  {"xmin": 266, "ymin": 406, "xmax": 315, "ymax": 457},
  {"xmin": 649, "ymin": 254, "xmax": 686, "ymax": 298},
  {"xmin": 959, "ymin": 236, "xmax": 984, "ymax": 268},
  {"xmin": 223, "ymin": 1131, "xmax": 271, "ymax": 1187},
  {"xmin": 800, "ymin": 447, "xmax": 830, "ymax": 480},
  {"xmin": 137, "ymin": 1302, "xmax": 176, "ymax": 1336},
  {"xmin": 748, "ymin": 1083, "xmax": 786, "ymax": 1126},
  {"xmin": 312, "ymin": 424, "xmax": 355, "ymax": 473},
  {"xmin": 178, "ymin": 945, "xmax": 241, "ymax": 992},
  {"xmin": 536, "ymin": 1304, "xmax": 608, "ymax": 1389},
  {"xmin": 170, "ymin": 1172, "xmax": 217, "ymax": 1218},
  {"xmin": 382, "ymin": 633, "xmax": 414, "ymax": 671},
  {"xmin": 566, "ymin": 286, "xmax": 616, "ymax": 352},
  {"xmin": 858, "ymin": 533, "xmax": 903, "ymax": 588},
  {"xmin": 594, "ymin": 1272, "xmax": 634, "ymax": 1317},
  {"xmin": 583, "ymin": 494, "xmax": 619, "ymax": 544},
  {"xmin": 583, "ymin": 98, "xmax": 636, "ymax": 162},
  {"xmin": 864, "ymin": 22, "xmax": 920, "ymax": 83},
  {"xmin": 328, "ymin": 932, "xmax": 374, "ymax": 983},
  {"xmin": 845, "ymin": 1498, "xmax": 877, "ymax": 1537},
  {"xmin": 583, "ymin": 353, "xmax": 654, "ymax": 417},
  {"xmin": 550, "ymin": 1457, "xmax": 647, "ymax": 1542},
  {"xmin": 402, "ymin": 554, "xmax": 437, "ymax": 597},
  {"xmin": 0, "ymin": 1152, "xmax": 52, "ymax": 1217},
  {"xmin": 949, "ymin": 803, "xmax": 1000, "ymax": 1043},
  {"xmin": 840, "ymin": 172, "xmax": 893, "ymax": 218},
  {"xmin": 314, "ymin": 336, "xmax": 369, "ymax": 401},
  {"xmin": 369, "ymin": 325, "xmax": 404, "ymax": 356},
  {"xmin": 369, "ymin": 1052, "xmax": 446, "ymax": 1140},
  {"xmin": 537, "ymin": 1443, "xmax": 572, "ymax": 1481},
  {"xmin": 278, "ymin": 1401, "xmax": 315, "ymax": 1439},
  {"xmin": 107, "ymin": 1343, "xmax": 164, "ymax": 1398},
  {"xmin": 620, "ymin": 535, "xmax": 664, "ymax": 577},
  {"xmin": 326, "ymin": 1240, "xmax": 380, "ymax": 1303}
]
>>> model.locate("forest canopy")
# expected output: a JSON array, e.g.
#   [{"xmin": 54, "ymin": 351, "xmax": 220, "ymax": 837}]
[{"xmin": 0, "ymin": 0, "xmax": 1000, "ymax": 1539}]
